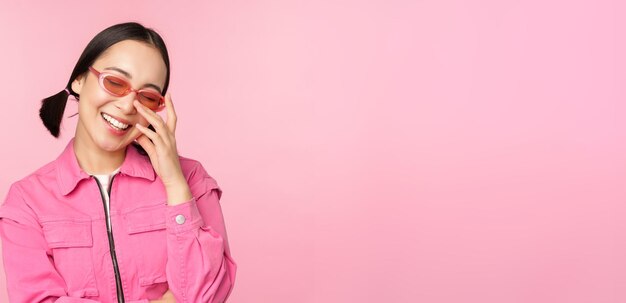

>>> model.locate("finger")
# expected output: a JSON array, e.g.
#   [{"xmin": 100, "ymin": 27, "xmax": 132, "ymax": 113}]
[
  {"xmin": 134, "ymin": 100, "xmax": 167, "ymax": 135},
  {"xmin": 162, "ymin": 289, "xmax": 174, "ymax": 298},
  {"xmin": 164, "ymin": 92, "xmax": 177, "ymax": 133},
  {"xmin": 135, "ymin": 101, "xmax": 174, "ymax": 147},
  {"xmin": 135, "ymin": 134, "xmax": 157, "ymax": 159},
  {"xmin": 135, "ymin": 123, "xmax": 164, "ymax": 147}
]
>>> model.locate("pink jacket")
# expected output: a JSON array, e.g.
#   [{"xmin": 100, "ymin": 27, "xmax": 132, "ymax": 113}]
[{"xmin": 0, "ymin": 139, "xmax": 237, "ymax": 303}]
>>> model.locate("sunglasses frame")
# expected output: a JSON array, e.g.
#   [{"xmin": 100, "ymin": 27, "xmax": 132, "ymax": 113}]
[{"xmin": 88, "ymin": 66, "xmax": 165, "ymax": 112}]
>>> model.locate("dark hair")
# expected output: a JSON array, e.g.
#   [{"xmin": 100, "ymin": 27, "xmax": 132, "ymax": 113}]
[{"xmin": 39, "ymin": 22, "xmax": 170, "ymax": 139}]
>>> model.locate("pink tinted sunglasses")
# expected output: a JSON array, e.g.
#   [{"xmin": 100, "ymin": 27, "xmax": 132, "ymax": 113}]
[{"xmin": 88, "ymin": 66, "xmax": 165, "ymax": 112}]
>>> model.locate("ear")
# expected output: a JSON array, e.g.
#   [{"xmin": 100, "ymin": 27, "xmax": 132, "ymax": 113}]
[{"xmin": 71, "ymin": 74, "xmax": 85, "ymax": 94}]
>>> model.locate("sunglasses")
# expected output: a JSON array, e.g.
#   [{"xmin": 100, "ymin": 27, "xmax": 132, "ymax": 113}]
[{"xmin": 88, "ymin": 66, "xmax": 165, "ymax": 112}]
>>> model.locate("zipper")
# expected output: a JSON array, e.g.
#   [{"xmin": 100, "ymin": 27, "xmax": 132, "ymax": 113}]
[{"xmin": 94, "ymin": 176, "xmax": 125, "ymax": 303}]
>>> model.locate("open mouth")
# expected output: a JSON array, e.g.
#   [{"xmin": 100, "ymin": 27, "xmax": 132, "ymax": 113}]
[{"xmin": 101, "ymin": 113, "xmax": 131, "ymax": 131}]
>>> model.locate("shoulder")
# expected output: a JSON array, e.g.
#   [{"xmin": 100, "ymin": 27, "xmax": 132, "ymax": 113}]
[
  {"xmin": 0, "ymin": 161, "xmax": 56, "ymax": 225},
  {"xmin": 178, "ymin": 155, "xmax": 216, "ymax": 182},
  {"xmin": 178, "ymin": 155, "xmax": 222, "ymax": 198},
  {"xmin": 6, "ymin": 158, "xmax": 59, "ymax": 199},
  {"xmin": 2, "ymin": 156, "xmax": 58, "ymax": 198}
]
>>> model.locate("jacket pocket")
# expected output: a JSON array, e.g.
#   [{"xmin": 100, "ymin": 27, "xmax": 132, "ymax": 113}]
[
  {"xmin": 43, "ymin": 220, "xmax": 93, "ymax": 248},
  {"xmin": 41, "ymin": 220, "xmax": 99, "ymax": 298},
  {"xmin": 125, "ymin": 203, "xmax": 167, "ymax": 234},
  {"xmin": 139, "ymin": 273, "xmax": 167, "ymax": 286},
  {"xmin": 124, "ymin": 203, "xmax": 169, "ymax": 290}
]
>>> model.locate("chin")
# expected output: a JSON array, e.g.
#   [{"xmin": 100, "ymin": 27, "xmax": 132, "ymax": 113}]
[{"xmin": 94, "ymin": 136, "xmax": 132, "ymax": 152}]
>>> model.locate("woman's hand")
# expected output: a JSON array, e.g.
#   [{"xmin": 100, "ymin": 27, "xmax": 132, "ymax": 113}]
[
  {"xmin": 134, "ymin": 93, "xmax": 192, "ymax": 205},
  {"xmin": 149, "ymin": 289, "xmax": 176, "ymax": 303}
]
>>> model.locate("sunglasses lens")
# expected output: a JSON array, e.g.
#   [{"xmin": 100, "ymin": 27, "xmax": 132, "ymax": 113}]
[
  {"xmin": 102, "ymin": 75, "xmax": 130, "ymax": 95},
  {"xmin": 99, "ymin": 72, "xmax": 163, "ymax": 111},
  {"xmin": 138, "ymin": 91, "xmax": 163, "ymax": 111}
]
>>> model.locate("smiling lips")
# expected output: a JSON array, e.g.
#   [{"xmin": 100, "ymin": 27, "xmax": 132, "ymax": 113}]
[{"xmin": 101, "ymin": 113, "xmax": 131, "ymax": 131}]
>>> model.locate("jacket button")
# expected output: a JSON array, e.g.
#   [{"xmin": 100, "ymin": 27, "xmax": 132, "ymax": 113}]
[{"xmin": 175, "ymin": 214, "xmax": 186, "ymax": 224}]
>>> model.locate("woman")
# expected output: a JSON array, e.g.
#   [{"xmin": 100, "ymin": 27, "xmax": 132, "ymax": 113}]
[{"xmin": 0, "ymin": 22, "xmax": 237, "ymax": 303}]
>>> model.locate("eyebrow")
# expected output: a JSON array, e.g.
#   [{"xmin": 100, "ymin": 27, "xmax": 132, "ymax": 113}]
[{"xmin": 103, "ymin": 66, "xmax": 163, "ymax": 93}]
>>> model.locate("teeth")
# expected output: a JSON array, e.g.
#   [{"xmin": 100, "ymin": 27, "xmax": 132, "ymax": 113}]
[{"xmin": 102, "ymin": 113, "xmax": 129, "ymax": 130}]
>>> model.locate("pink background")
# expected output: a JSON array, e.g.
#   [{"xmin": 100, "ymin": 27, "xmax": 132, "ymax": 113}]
[{"xmin": 1, "ymin": 0, "xmax": 625, "ymax": 302}]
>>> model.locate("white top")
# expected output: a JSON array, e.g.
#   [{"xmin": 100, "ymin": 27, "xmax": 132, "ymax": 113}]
[{"xmin": 92, "ymin": 167, "xmax": 120, "ymax": 231}]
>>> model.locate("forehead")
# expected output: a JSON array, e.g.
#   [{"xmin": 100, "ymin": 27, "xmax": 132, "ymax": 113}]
[{"xmin": 93, "ymin": 40, "xmax": 167, "ymax": 87}]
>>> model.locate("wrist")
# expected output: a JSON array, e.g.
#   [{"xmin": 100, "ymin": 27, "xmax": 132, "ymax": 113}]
[
  {"xmin": 163, "ymin": 175, "xmax": 187, "ymax": 190},
  {"xmin": 165, "ymin": 180, "xmax": 192, "ymax": 205},
  {"xmin": 161, "ymin": 169, "xmax": 187, "ymax": 188}
]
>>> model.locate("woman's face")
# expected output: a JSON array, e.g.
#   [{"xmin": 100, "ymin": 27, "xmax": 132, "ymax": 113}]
[{"xmin": 72, "ymin": 39, "xmax": 167, "ymax": 153}]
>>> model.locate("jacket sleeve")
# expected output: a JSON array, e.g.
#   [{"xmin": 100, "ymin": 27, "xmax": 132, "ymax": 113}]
[
  {"xmin": 164, "ymin": 164, "xmax": 237, "ymax": 303},
  {"xmin": 0, "ymin": 184, "xmax": 149, "ymax": 303}
]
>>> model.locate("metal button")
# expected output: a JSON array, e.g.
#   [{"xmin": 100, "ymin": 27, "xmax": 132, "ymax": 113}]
[{"xmin": 175, "ymin": 214, "xmax": 186, "ymax": 225}]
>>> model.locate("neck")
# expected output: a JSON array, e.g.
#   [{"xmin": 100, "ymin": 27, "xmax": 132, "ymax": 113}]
[{"xmin": 73, "ymin": 131, "xmax": 126, "ymax": 175}]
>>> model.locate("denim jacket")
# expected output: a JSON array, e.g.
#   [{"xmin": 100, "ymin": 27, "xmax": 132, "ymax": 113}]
[{"xmin": 0, "ymin": 138, "xmax": 237, "ymax": 302}]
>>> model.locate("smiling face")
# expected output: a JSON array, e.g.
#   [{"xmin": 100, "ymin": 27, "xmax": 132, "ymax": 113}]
[{"xmin": 71, "ymin": 39, "xmax": 167, "ymax": 154}]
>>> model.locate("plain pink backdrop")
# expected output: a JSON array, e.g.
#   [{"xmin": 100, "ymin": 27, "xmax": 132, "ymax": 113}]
[{"xmin": 1, "ymin": 0, "xmax": 626, "ymax": 302}]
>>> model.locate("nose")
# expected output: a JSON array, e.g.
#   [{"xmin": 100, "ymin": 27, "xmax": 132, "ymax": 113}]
[{"xmin": 116, "ymin": 91, "xmax": 139, "ymax": 115}]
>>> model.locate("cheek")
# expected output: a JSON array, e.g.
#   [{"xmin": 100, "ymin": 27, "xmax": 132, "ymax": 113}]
[{"xmin": 78, "ymin": 95, "xmax": 109, "ymax": 113}]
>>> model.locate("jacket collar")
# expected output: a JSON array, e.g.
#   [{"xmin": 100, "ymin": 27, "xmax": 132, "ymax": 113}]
[{"xmin": 57, "ymin": 138, "xmax": 156, "ymax": 195}]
